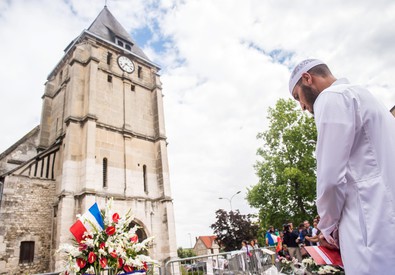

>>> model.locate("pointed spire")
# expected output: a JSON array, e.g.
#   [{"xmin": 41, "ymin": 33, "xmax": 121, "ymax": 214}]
[{"xmin": 87, "ymin": 6, "xmax": 150, "ymax": 61}]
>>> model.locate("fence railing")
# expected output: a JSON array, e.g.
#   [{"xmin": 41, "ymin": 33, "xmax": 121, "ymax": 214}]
[{"xmin": 164, "ymin": 248, "xmax": 277, "ymax": 275}]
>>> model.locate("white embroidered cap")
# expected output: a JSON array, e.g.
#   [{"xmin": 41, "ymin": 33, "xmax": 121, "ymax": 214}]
[{"xmin": 289, "ymin": 59, "xmax": 325, "ymax": 95}]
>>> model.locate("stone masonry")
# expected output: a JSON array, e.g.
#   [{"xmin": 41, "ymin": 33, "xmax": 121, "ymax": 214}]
[{"xmin": 0, "ymin": 175, "xmax": 55, "ymax": 274}]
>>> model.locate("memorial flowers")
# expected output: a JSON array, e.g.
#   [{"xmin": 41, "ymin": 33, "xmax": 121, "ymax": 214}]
[
  {"xmin": 276, "ymin": 257, "xmax": 298, "ymax": 274},
  {"xmin": 302, "ymin": 257, "xmax": 344, "ymax": 275},
  {"xmin": 57, "ymin": 199, "xmax": 157, "ymax": 275}
]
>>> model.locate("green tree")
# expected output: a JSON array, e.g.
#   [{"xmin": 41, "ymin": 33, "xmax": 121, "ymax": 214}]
[
  {"xmin": 177, "ymin": 247, "xmax": 196, "ymax": 259},
  {"xmin": 210, "ymin": 209, "xmax": 259, "ymax": 251},
  {"xmin": 247, "ymin": 98, "xmax": 317, "ymax": 231}
]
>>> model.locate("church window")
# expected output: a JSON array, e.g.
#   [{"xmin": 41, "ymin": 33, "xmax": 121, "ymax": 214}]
[
  {"xmin": 107, "ymin": 75, "xmax": 112, "ymax": 83},
  {"xmin": 19, "ymin": 241, "xmax": 34, "ymax": 263},
  {"xmin": 59, "ymin": 70, "xmax": 63, "ymax": 85},
  {"xmin": 103, "ymin": 158, "xmax": 108, "ymax": 188},
  {"xmin": 129, "ymin": 221, "xmax": 147, "ymax": 242},
  {"xmin": 0, "ymin": 177, "xmax": 4, "ymax": 208},
  {"xmin": 40, "ymin": 158, "xmax": 44, "ymax": 177},
  {"xmin": 131, "ymin": 85, "xmax": 135, "ymax": 92},
  {"xmin": 115, "ymin": 37, "xmax": 133, "ymax": 51},
  {"xmin": 143, "ymin": 165, "xmax": 148, "ymax": 193},
  {"xmin": 107, "ymin": 52, "xmax": 112, "ymax": 65},
  {"xmin": 138, "ymin": 66, "xmax": 142, "ymax": 78}
]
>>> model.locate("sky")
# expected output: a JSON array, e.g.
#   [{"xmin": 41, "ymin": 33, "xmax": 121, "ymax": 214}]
[{"xmin": 1, "ymin": 0, "xmax": 395, "ymax": 249}]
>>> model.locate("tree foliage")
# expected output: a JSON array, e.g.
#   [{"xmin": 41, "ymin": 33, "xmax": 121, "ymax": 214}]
[
  {"xmin": 210, "ymin": 209, "xmax": 259, "ymax": 251},
  {"xmin": 177, "ymin": 247, "xmax": 196, "ymax": 259},
  {"xmin": 247, "ymin": 98, "xmax": 317, "ymax": 231}
]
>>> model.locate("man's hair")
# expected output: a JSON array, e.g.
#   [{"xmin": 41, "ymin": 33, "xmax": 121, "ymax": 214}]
[
  {"xmin": 308, "ymin": 64, "xmax": 332, "ymax": 77},
  {"xmin": 295, "ymin": 64, "xmax": 332, "ymax": 87}
]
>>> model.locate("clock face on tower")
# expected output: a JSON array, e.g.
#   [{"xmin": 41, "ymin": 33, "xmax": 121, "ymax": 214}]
[{"xmin": 117, "ymin": 55, "xmax": 134, "ymax": 73}]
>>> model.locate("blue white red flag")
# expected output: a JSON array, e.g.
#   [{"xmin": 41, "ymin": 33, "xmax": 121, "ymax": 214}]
[
  {"xmin": 267, "ymin": 233, "xmax": 278, "ymax": 245},
  {"xmin": 69, "ymin": 202, "xmax": 104, "ymax": 242}
]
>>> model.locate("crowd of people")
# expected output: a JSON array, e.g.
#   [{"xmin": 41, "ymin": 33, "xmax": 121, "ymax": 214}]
[{"xmin": 264, "ymin": 215, "xmax": 321, "ymax": 262}]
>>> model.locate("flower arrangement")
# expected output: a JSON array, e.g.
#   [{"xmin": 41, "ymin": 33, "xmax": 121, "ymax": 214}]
[
  {"xmin": 57, "ymin": 199, "xmax": 157, "ymax": 275},
  {"xmin": 276, "ymin": 257, "xmax": 298, "ymax": 274},
  {"xmin": 302, "ymin": 258, "xmax": 344, "ymax": 275}
]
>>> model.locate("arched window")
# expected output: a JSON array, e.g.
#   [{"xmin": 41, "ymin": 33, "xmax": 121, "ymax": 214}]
[
  {"xmin": 129, "ymin": 221, "xmax": 147, "ymax": 242},
  {"xmin": 107, "ymin": 52, "xmax": 112, "ymax": 65},
  {"xmin": 103, "ymin": 158, "xmax": 108, "ymax": 188},
  {"xmin": 143, "ymin": 165, "xmax": 148, "ymax": 193}
]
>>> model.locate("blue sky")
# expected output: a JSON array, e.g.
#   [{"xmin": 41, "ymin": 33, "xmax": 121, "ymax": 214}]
[{"xmin": 1, "ymin": 0, "xmax": 395, "ymax": 249}]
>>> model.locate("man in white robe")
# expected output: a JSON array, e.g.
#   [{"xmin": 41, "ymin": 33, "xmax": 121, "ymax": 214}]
[{"xmin": 288, "ymin": 59, "xmax": 395, "ymax": 274}]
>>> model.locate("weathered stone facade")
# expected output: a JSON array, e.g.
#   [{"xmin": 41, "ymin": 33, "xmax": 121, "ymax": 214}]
[
  {"xmin": 0, "ymin": 176, "xmax": 56, "ymax": 274},
  {"xmin": 0, "ymin": 6, "xmax": 177, "ymax": 274}
]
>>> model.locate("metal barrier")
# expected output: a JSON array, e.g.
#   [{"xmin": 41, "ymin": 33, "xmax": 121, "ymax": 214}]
[{"xmin": 164, "ymin": 248, "xmax": 276, "ymax": 275}]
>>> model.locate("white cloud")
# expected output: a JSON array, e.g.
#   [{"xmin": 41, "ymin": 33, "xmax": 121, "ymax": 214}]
[{"xmin": 1, "ymin": 0, "xmax": 394, "ymax": 250}]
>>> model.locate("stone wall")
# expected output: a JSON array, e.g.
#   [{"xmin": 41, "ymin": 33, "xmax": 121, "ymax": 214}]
[
  {"xmin": 0, "ymin": 126, "xmax": 39, "ymax": 176},
  {"xmin": 0, "ymin": 175, "xmax": 56, "ymax": 274}
]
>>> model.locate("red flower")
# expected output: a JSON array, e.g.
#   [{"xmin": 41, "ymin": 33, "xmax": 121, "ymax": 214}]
[
  {"xmin": 106, "ymin": 226, "xmax": 116, "ymax": 236},
  {"xmin": 88, "ymin": 251, "xmax": 97, "ymax": 263},
  {"xmin": 130, "ymin": 234, "xmax": 138, "ymax": 243},
  {"xmin": 110, "ymin": 251, "xmax": 118, "ymax": 258},
  {"xmin": 124, "ymin": 265, "xmax": 134, "ymax": 273},
  {"xmin": 100, "ymin": 242, "xmax": 106, "ymax": 250},
  {"xmin": 112, "ymin": 213, "xmax": 120, "ymax": 223},
  {"xmin": 79, "ymin": 243, "xmax": 88, "ymax": 251},
  {"xmin": 118, "ymin": 257, "xmax": 124, "ymax": 268},
  {"xmin": 100, "ymin": 257, "xmax": 108, "ymax": 268},
  {"xmin": 83, "ymin": 233, "xmax": 93, "ymax": 241},
  {"xmin": 76, "ymin": 258, "xmax": 86, "ymax": 268}
]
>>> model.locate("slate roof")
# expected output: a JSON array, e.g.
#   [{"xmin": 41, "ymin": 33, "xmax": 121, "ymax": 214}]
[{"xmin": 86, "ymin": 6, "xmax": 150, "ymax": 61}]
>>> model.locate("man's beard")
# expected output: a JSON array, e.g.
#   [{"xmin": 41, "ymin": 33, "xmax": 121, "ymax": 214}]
[{"xmin": 301, "ymin": 84, "xmax": 319, "ymax": 114}]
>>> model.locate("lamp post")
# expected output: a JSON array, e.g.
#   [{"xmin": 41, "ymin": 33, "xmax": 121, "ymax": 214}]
[
  {"xmin": 219, "ymin": 190, "xmax": 241, "ymax": 211},
  {"xmin": 188, "ymin": 233, "xmax": 192, "ymax": 248}
]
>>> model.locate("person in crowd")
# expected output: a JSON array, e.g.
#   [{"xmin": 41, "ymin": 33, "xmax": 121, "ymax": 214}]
[
  {"xmin": 250, "ymin": 239, "xmax": 259, "ymax": 249},
  {"xmin": 282, "ymin": 223, "xmax": 301, "ymax": 261},
  {"xmin": 296, "ymin": 223, "xmax": 309, "ymax": 258},
  {"xmin": 275, "ymin": 231, "xmax": 284, "ymax": 253},
  {"xmin": 310, "ymin": 221, "xmax": 319, "ymax": 246},
  {"xmin": 240, "ymin": 240, "xmax": 254, "ymax": 271},
  {"xmin": 303, "ymin": 220, "xmax": 313, "ymax": 246},
  {"xmin": 305, "ymin": 226, "xmax": 321, "ymax": 246},
  {"xmin": 296, "ymin": 223, "xmax": 306, "ymax": 245},
  {"xmin": 265, "ymin": 225, "xmax": 278, "ymax": 247},
  {"xmin": 277, "ymin": 244, "xmax": 291, "ymax": 261},
  {"xmin": 254, "ymin": 238, "xmax": 259, "ymax": 248},
  {"xmin": 241, "ymin": 240, "xmax": 253, "ymax": 253},
  {"xmin": 289, "ymin": 58, "xmax": 395, "ymax": 274}
]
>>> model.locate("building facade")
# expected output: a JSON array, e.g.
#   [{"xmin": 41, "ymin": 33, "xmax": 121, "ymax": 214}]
[
  {"xmin": 193, "ymin": 236, "xmax": 220, "ymax": 256},
  {"xmin": 0, "ymin": 6, "xmax": 177, "ymax": 274}
]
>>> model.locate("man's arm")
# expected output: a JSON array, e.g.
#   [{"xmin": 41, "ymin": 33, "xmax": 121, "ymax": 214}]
[{"xmin": 314, "ymin": 90, "xmax": 356, "ymax": 247}]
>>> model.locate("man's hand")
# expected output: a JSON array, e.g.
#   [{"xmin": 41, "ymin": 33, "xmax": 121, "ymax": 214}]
[{"xmin": 318, "ymin": 233, "xmax": 339, "ymax": 250}]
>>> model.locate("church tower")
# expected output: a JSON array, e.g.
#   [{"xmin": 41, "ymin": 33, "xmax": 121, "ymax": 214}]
[{"xmin": 0, "ymin": 6, "xmax": 177, "ymax": 273}]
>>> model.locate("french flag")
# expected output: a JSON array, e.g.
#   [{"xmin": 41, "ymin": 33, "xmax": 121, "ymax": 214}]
[{"xmin": 70, "ymin": 203, "xmax": 105, "ymax": 243}]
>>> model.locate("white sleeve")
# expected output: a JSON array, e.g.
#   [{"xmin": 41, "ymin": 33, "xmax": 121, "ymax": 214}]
[{"xmin": 314, "ymin": 90, "xmax": 356, "ymax": 244}]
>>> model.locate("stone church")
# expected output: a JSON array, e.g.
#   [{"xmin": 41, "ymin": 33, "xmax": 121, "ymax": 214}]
[{"xmin": 0, "ymin": 6, "xmax": 177, "ymax": 274}]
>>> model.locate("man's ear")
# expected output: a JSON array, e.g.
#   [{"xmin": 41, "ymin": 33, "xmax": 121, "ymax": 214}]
[{"xmin": 301, "ymin": 72, "xmax": 312, "ymax": 86}]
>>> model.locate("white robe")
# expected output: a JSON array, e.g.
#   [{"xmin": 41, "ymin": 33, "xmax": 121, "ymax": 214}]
[{"xmin": 314, "ymin": 78, "xmax": 395, "ymax": 275}]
